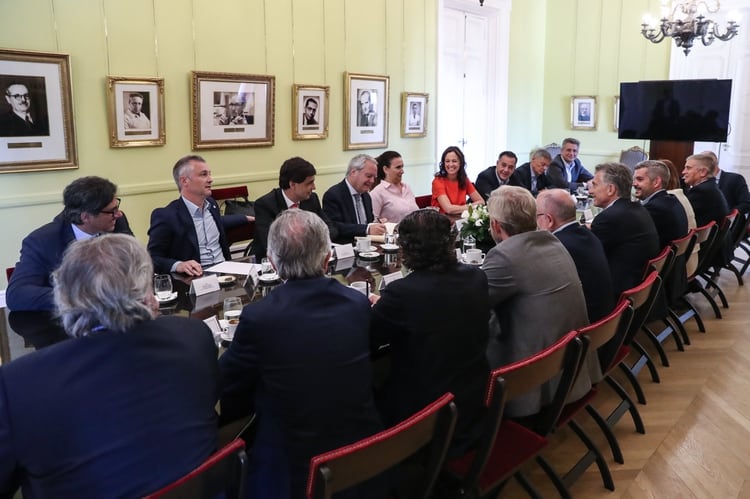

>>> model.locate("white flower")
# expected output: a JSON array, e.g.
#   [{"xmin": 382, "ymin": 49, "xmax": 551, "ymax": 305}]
[
  {"xmin": 461, "ymin": 210, "xmax": 469, "ymax": 219},
  {"xmin": 475, "ymin": 219, "xmax": 483, "ymax": 227}
]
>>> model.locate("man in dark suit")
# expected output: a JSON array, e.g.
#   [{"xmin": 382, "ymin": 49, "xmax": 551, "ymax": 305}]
[
  {"xmin": 716, "ymin": 168, "xmax": 750, "ymax": 216},
  {"xmin": 545, "ymin": 137, "xmax": 594, "ymax": 193},
  {"xmin": 0, "ymin": 83, "xmax": 49, "ymax": 137},
  {"xmin": 590, "ymin": 162, "xmax": 660, "ymax": 300},
  {"xmin": 512, "ymin": 148, "xmax": 552, "ymax": 196},
  {"xmin": 253, "ymin": 156, "xmax": 338, "ymax": 259},
  {"xmin": 633, "ymin": 160, "xmax": 689, "ymax": 249},
  {"xmin": 7, "ymin": 176, "xmax": 133, "ymax": 312},
  {"xmin": 683, "ymin": 153, "xmax": 730, "ymax": 228},
  {"xmin": 147, "ymin": 155, "xmax": 252, "ymax": 275},
  {"xmin": 0, "ymin": 234, "xmax": 219, "ymax": 498},
  {"xmin": 219, "ymin": 209, "xmax": 382, "ymax": 498},
  {"xmin": 474, "ymin": 150, "xmax": 519, "ymax": 201},
  {"xmin": 537, "ymin": 188, "xmax": 615, "ymax": 323},
  {"xmin": 322, "ymin": 154, "xmax": 386, "ymax": 244}
]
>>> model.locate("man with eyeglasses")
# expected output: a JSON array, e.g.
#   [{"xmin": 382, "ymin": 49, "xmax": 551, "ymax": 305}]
[
  {"xmin": 0, "ymin": 83, "xmax": 49, "ymax": 137},
  {"xmin": 7, "ymin": 176, "xmax": 133, "ymax": 311}
]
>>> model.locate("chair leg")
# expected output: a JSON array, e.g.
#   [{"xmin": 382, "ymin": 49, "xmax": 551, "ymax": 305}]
[
  {"xmin": 564, "ymin": 420, "xmax": 615, "ymax": 491},
  {"xmin": 630, "ymin": 340, "xmax": 661, "ymax": 384},
  {"xmin": 666, "ymin": 309, "xmax": 690, "ymax": 346},
  {"xmin": 534, "ymin": 457, "xmax": 573, "ymax": 499},
  {"xmin": 704, "ymin": 274, "xmax": 729, "ymax": 309},
  {"xmin": 677, "ymin": 297, "xmax": 706, "ymax": 333},
  {"xmin": 694, "ymin": 284, "xmax": 723, "ymax": 319},
  {"xmin": 641, "ymin": 325, "xmax": 670, "ymax": 366},
  {"xmin": 511, "ymin": 471, "xmax": 544, "ymax": 499},
  {"xmin": 657, "ymin": 317, "xmax": 685, "ymax": 351},
  {"xmin": 605, "ymin": 375, "xmax": 646, "ymax": 434},
  {"xmin": 617, "ymin": 361, "xmax": 648, "ymax": 404},
  {"xmin": 585, "ymin": 404, "xmax": 624, "ymax": 464},
  {"xmin": 725, "ymin": 262, "xmax": 743, "ymax": 286}
]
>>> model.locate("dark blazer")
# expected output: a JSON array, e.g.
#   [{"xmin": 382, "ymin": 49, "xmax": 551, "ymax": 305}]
[
  {"xmin": 6, "ymin": 214, "xmax": 133, "ymax": 312},
  {"xmin": 371, "ymin": 264, "xmax": 490, "ymax": 456},
  {"xmin": 322, "ymin": 180, "xmax": 374, "ymax": 244},
  {"xmin": 643, "ymin": 190, "xmax": 690, "ymax": 250},
  {"xmin": 718, "ymin": 171, "xmax": 750, "ymax": 215},
  {"xmin": 0, "ymin": 110, "xmax": 49, "ymax": 137},
  {"xmin": 591, "ymin": 198, "xmax": 660, "ymax": 299},
  {"xmin": 147, "ymin": 197, "xmax": 247, "ymax": 274},
  {"xmin": 511, "ymin": 163, "xmax": 551, "ymax": 196},
  {"xmin": 685, "ymin": 179, "xmax": 730, "ymax": 228},
  {"xmin": 545, "ymin": 155, "xmax": 594, "ymax": 192},
  {"xmin": 474, "ymin": 165, "xmax": 520, "ymax": 201},
  {"xmin": 219, "ymin": 277, "xmax": 382, "ymax": 497},
  {"xmin": 0, "ymin": 316, "xmax": 219, "ymax": 498},
  {"xmin": 253, "ymin": 189, "xmax": 338, "ymax": 259},
  {"xmin": 554, "ymin": 222, "xmax": 615, "ymax": 323}
]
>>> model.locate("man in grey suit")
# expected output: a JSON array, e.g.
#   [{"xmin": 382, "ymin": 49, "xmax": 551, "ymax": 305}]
[{"xmin": 482, "ymin": 185, "xmax": 600, "ymax": 417}]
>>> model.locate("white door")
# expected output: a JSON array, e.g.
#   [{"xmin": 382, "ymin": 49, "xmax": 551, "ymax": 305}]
[{"xmin": 438, "ymin": 0, "xmax": 511, "ymax": 181}]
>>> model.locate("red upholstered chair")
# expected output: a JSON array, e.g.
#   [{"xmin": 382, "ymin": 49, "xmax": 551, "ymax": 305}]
[
  {"xmin": 444, "ymin": 331, "xmax": 585, "ymax": 499},
  {"xmin": 664, "ymin": 229, "xmax": 698, "ymax": 346},
  {"xmin": 211, "ymin": 186, "xmax": 256, "ymax": 257},
  {"xmin": 143, "ymin": 439, "xmax": 247, "ymax": 499},
  {"xmin": 677, "ymin": 221, "xmax": 719, "ymax": 330},
  {"xmin": 415, "ymin": 194, "xmax": 432, "ymax": 209},
  {"xmin": 697, "ymin": 208, "xmax": 738, "ymax": 312},
  {"xmin": 5, "ymin": 267, "xmax": 13, "ymax": 283},
  {"xmin": 306, "ymin": 393, "xmax": 457, "ymax": 499}
]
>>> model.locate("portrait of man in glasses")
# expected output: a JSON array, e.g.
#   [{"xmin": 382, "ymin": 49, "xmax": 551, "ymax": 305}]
[{"xmin": 0, "ymin": 79, "xmax": 50, "ymax": 137}]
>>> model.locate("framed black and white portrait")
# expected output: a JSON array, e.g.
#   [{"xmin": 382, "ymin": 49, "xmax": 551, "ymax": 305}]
[
  {"xmin": 401, "ymin": 92, "xmax": 428, "ymax": 138},
  {"xmin": 571, "ymin": 95, "xmax": 597, "ymax": 130},
  {"xmin": 107, "ymin": 76, "xmax": 165, "ymax": 148},
  {"xmin": 292, "ymin": 84, "xmax": 329, "ymax": 140},
  {"xmin": 345, "ymin": 72, "xmax": 389, "ymax": 150}
]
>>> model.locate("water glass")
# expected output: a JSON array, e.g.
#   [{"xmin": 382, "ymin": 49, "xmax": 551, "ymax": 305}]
[
  {"xmin": 153, "ymin": 274, "xmax": 173, "ymax": 300},
  {"xmin": 223, "ymin": 297, "xmax": 243, "ymax": 320},
  {"xmin": 384, "ymin": 233, "xmax": 396, "ymax": 246},
  {"xmin": 463, "ymin": 235, "xmax": 476, "ymax": 252},
  {"xmin": 260, "ymin": 257, "xmax": 274, "ymax": 274}
]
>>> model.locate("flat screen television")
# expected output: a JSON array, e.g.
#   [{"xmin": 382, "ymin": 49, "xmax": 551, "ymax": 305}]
[{"xmin": 618, "ymin": 79, "xmax": 732, "ymax": 142}]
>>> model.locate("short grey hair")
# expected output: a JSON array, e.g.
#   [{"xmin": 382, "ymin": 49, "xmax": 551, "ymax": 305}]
[
  {"xmin": 595, "ymin": 162, "xmax": 633, "ymax": 198},
  {"xmin": 53, "ymin": 234, "xmax": 155, "ymax": 338},
  {"xmin": 172, "ymin": 154, "xmax": 206, "ymax": 190},
  {"xmin": 267, "ymin": 209, "xmax": 331, "ymax": 280},
  {"xmin": 487, "ymin": 185, "xmax": 537, "ymax": 236},
  {"xmin": 346, "ymin": 154, "xmax": 376, "ymax": 176},
  {"xmin": 530, "ymin": 148, "xmax": 552, "ymax": 161},
  {"xmin": 635, "ymin": 160, "xmax": 670, "ymax": 186},
  {"xmin": 687, "ymin": 153, "xmax": 716, "ymax": 177}
]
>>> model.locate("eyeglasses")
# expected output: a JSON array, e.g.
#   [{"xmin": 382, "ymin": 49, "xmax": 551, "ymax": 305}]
[
  {"xmin": 7, "ymin": 94, "xmax": 29, "ymax": 100},
  {"xmin": 99, "ymin": 198, "xmax": 121, "ymax": 216}
]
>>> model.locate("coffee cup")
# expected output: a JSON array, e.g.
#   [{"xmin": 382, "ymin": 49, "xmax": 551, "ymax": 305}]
[
  {"xmin": 355, "ymin": 236, "xmax": 371, "ymax": 252},
  {"xmin": 466, "ymin": 248, "xmax": 485, "ymax": 264},
  {"xmin": 350, "ymin": 281, "xmax": 369, "ymax": 295}
]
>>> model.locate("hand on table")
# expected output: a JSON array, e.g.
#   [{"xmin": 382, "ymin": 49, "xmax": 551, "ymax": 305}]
[{"xmin": 176, "ymin": 260, "xmax": 203, "ymax": 276}]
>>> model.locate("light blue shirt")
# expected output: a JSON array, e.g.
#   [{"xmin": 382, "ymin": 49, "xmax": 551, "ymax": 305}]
[
  {"xmin": 181, "ymin": 196, "xmax": 224, "ymax": 267},
  {"xmin": 71, "ymin": 224, "xmax": 98, "ymax": 241}
]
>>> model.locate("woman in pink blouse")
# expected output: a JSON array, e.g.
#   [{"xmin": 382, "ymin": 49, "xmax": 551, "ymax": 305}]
[{"xmin": 370, "ymin": 150, "xmax": 419, "ymax": 223}]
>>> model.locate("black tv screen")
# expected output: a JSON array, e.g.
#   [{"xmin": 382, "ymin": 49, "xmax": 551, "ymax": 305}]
[{"xmin": 618, "ymin": 79, "xmax": 732, "ymax": 142}]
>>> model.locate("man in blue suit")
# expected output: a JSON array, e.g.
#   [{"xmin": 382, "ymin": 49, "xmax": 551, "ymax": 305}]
[
  {"xmin": 147, "ymin": 155, "xmax": 253, "ymax": 275},
  {"xmin": 512, "ymin": 148, "xmax": 553, "ymax": 196},
  {"xmin": 7, "ymin": 176, "xmax": 133, "ymax": 312},
  {"xmin": 545, "ymin": 137, "xmax": 594, "ymax": 193},
  {"xmin": 474, "ymin": 150, "xmax": 519, "ymax": 201},
  {"xmin": 219, "ymin": 209, "xmax": 382, "ymax": 497},
  {"xmin": 633, "ymin": 160, "xmax": 689, "ymax": 250}
]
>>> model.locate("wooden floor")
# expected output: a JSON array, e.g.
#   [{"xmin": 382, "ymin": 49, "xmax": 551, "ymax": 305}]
[{"xmin": 501, "ymin": 268, "xmax": 750, "ymax": 498}]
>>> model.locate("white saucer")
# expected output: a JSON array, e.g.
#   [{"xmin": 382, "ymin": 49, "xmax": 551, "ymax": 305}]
[
  {"xmin": 258, "ymin": 272, "xmax": 280, "ymax": 283},
  {"xmin": 357, "ymin": 245, "xmax": 377, "ymax": 253},
  {"xmin": 380, "ymin": 243, "xmax": 399, "ymax": 252},
  {"xmin": 218, "ymin": 275, "xmax": 236, "ymax": 286},
  {"xmin": 461, "ymin": 257, "xmax": 484, "ymax": 266},
  {"xmin": 358, "ymin": 251, "xmax": 381, "ymax": 259},
  {"xmin": 220, "ymin": 331, "xmax": 235, "ymax": 342},
  {"xmin": 155, "ymin": 291, "xmax": 178, "ymax": 303}
]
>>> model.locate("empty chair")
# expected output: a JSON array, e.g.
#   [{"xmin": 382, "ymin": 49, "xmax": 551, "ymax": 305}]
[
  {"xmin": 306, "ymin": 393, "xmax": 457, "ymax": 499},
  {"xmin": 144, "ymin": 439, "xmax": 248, "ymax": 499},
  {"xmin": 619, "ymin": 146, "xmax": 648, "ymax": 173},
  {"xmin": 543, "ymin": 142, "xmax": 561, "ymax": 159},
  {"xmin": 211, "ymin": 185, "xmax": 256, "ymax": 257},
  {"xmin": 726, "ymin": 210, "xmax": 750, "ymax": 284},
  {"xmin": 415, "ymin": 194, "xmax": 432, "ymax": 209}
]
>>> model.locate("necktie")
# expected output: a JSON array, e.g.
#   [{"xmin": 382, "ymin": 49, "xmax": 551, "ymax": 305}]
[
  {"xmin": 532, "ymin": 175, "xmax": 537, "ymax": 192},
  {"xmin": 354, "ymin": 194, "xmax": 366, "ymax": 224},
  {"xmin": 290, "ymin": 203, "xmax": 299, "ymax": 209},
  {"xmin": 25, "ymin": 114, "xmax": 33, "ymax": 124}
]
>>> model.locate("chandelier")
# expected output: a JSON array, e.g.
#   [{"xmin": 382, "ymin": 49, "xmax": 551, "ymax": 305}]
[{"xmin": 641, "ymin": 1, "xmax": 740, "ymax": 55}]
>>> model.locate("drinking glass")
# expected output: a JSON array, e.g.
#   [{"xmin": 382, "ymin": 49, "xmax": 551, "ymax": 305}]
[
  {"xmin": 463, "ymin": 235, "xmax": 476, "ymax": 252},
  {"xmin": 223, "ymin": 297, "xmax": 243, "ymax": 320},
  {"xmin": 260, "ymin": 257, "xmax": 274, "ymax": 275},
  {"xmin": 384, "ymin": 233, "xmax": 396, "ymax": 246},
  {"xmin": 153, "ymin": 274, "xmax": 173, "ymax": 300}
]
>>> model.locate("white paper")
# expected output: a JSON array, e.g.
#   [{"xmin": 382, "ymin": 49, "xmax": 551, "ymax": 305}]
[
  {"xmin": 381, "ymin": 271, "xmax": 404, "ymax": 288},
  {"xmin": 204, "ymin": 261, "xmax": 257, "ymax": 275},
  {"xmin": 203, "ymin": 315, "xmax": 222, "ymax": 333},
  {"xmin": 194, "ymin": 290, "xmax": 221, "ymax": 311},
  {"xmin": 0, "ymin": 290, "xmax": 5, "ymax": 309},
  {"xmin": 332, "ymin": 243, "xmax": 355, "ymax": 260},
  {"xmin": 584, "ymin": 209, "xmax": 594, "ymax": 222},
  {"xmin": 190, "ymin": 274, "xmax": 221, "ymax": 296}
]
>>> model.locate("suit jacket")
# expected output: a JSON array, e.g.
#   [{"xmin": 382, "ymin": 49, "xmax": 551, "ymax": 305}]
[
  {"xmin": 6, "ymin": 214, "xmax": 133, "ymax": 312},
  {"xmin": 0, "ymin": 316, "xmax": 219, "ymax": 498},
  {"xmin": 219, "ymin": 277, "xmax": 382, "ymax": 497},
  {"xmin": 371, "ymin": 264, "xmax": 490, "ymax": 456},
  {"xmin": 483, "ymin": 230, "xmax": 598, "ymax": 417},
  {"xmin": 643, "ymin": 190, "xmax": 689, "ymax": 250},
  {"xmin": 511, "ymin": 163, "xmax": 551, "ymax": 196},
  {"xmin": 554, "ymin": 223, "xmax": 615, "ymax": 323},
  {"xmin": 147, "ymin": 197, "xmax": 247, "ymax": 274},
  {"xmin": 685, "ymin": 179, "xmax": 730, "ymax": 228},
  {"xmin": 0, "ymin": 110, "xmax": 49, "ymax": 137},
  {"xmin": 474, "ymin": 165, "xmax": 520, "ymax": 201},
  {"xmin": 591, "ymin": 198, "xmax": 660, "ymax": 299},
  {"xmin": 322, "ymin": 180, "xmax": 374, "ymax": 244},
  {"xmin": 545, "ymin": 155, "xmax": 594, "ymax": 192},
  {"xmin": 718, "ymin": 171, "xmax": 750, "ymax": 215},
  {"xmin": 253, "ymin": 189, "xmax": 338, "ymax": 259}
]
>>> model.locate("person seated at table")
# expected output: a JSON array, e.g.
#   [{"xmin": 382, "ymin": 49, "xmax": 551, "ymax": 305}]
[
  {"xmin": 512, "ymin": 148, "xmax": 553, "ymax": 197},
  {"xmin": 322, "ymin": 153, "xmax": 387, "ymax": 244},
  {"xmin": 253, "ymin": 156, "xmax": 338, "ymax": 259},
  {"xmin": 370, "ymin": 150, "xmax": 419, "ymax": 223},
  {"xmin": 431, "ymin": 146, "xmax": 484, "ymax": 215},
  {"xmin": 370, "ymin": 209, "xmax": 489, "ymax": 456},
  {"xmin": 147, "ymin": 154, "xmax": 253, "ymax": 276},
  {"xmin": 536, "ymin": 189, "xmax": 614, "ymax": 323},
  {"xmin": 474, "ymin": 150, "xmax": 519, "ymax": 201},
  {"xmin": 632, "ymin": 160, "xmax": 689, "ymax": 250},
  {"xmin": 483, "ymin": 186, "xmax": 600, "ymax": 417},
  {"xmin": 218, "ymin": 209, "xmax": 382, "ymax": 498},
  {"xmin": 0, "ymin": 234, "xmax": 219, "ymax": 497},
  {"xmin": 6, "ymin": 176, "xmax": 133, "ymax": 312}
]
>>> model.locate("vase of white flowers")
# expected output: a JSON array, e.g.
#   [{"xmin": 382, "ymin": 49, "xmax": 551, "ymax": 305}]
[{"xmin": 459, "ymin": 204, "xmax": 495, "ymax": 253}]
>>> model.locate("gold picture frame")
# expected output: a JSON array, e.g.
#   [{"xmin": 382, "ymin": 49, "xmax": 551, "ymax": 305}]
[
  {"xmin": 0, "ymin": 48, "xmax": 77, "ymax": 173},
  {"xmin": 106, "ymin": 76, "xmax": 165, "ymax": 148},
  {"xmin": 191, "ymin": 71, "xmax": 275, "ymax": 150},
  {"xmin": 344, "ymin": 72, "xmax": 389, "ymax": 150},
  {"xmin": 292, "ymin": 84, "xmax": 329, "ymax": 140},
  {"xmin": 570, "ymin": 95, "xmax": 597, "ymax": 131},
  {"xmin": 401, "ymin": 92, "xmax": 428, "ymax": 138}
]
